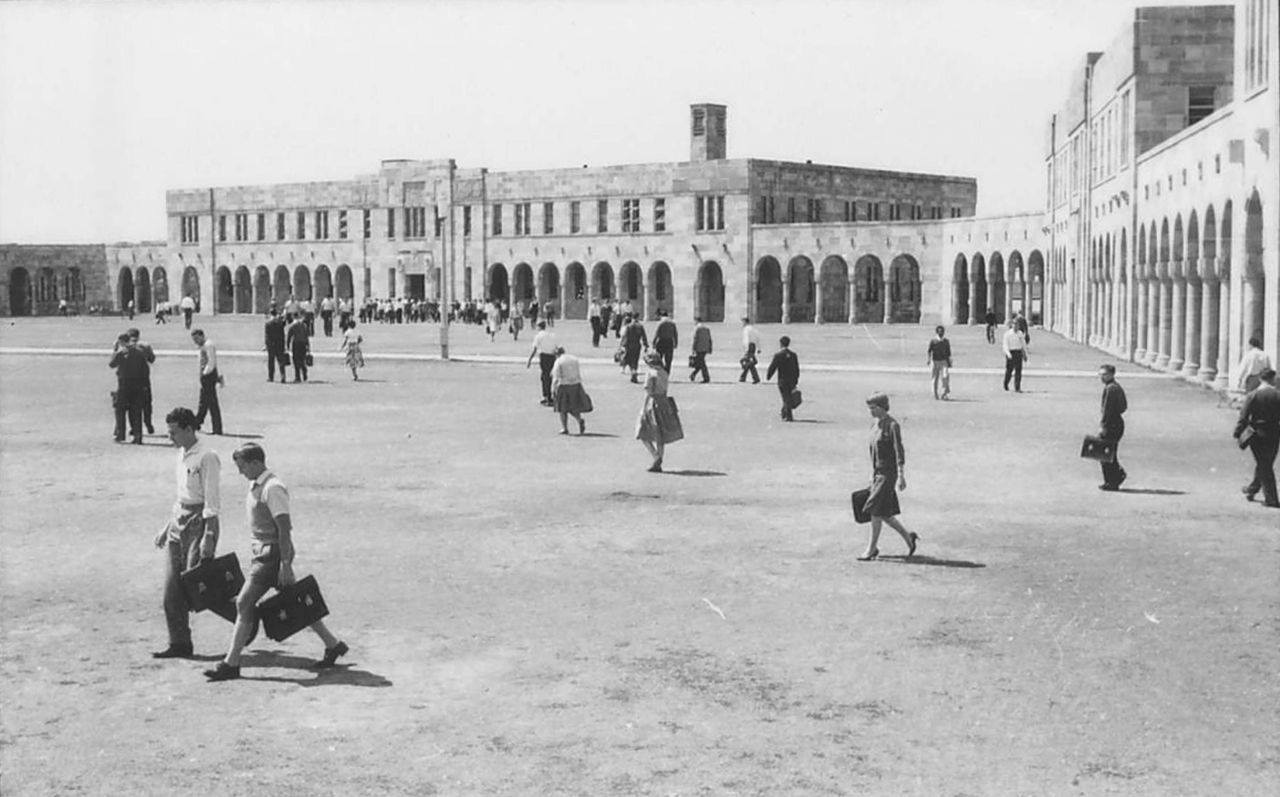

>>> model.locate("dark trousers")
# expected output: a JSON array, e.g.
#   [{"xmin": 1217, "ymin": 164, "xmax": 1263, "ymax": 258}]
[
  {"xmin": 267, "ymin": 348, "xmax": 288, "ymax": 381},
  {"xmin": 778, "ymin": 381, "xmax": 797, "ymax": 421},
  {"xmin": 114, "ymin": 383, "xmax": 143, "ymax": 441},
  {"xmin": 985, "ymin": 324, "xmax": 996, "ymax": 344},
  {"xmin": 590, "ymin": 317, "xmax": 602, "ymax": 347},
  {"xmin": 321, "ymin": 311, "xmax": 334, "ymax": 336},
  {"xmin": 183, "ymin": 309, "xmax": 193, "ymax": 329},
  {"xmin": 292, "ymin": 345, "xmax": 309, "ymax": 382},
  {"xmin": 1245, "ymin": 434, "xmax": 1279, "ymax": 505},
  {"xmin": 655, "ymin": 341, "xmax": 675, "ymax": 373},
  {"xmin": 1003, "ymin": 351, "xmax": 1024, "ymax": 391},
  {"xmin": 690, "ymin": 352, "xmax": 709, "ymax": 383},
  {"xmin": 739, "ymin": 344, "xmax": 760, "ymax": 383},
  {"xmin": 539, "ymin": 353, "xmax": 555, "ymax": 401},
  {"xmin": 1100, "ymin": 425, "xmax": 1125, "ymax": 487},
  {"xmin": 195, "ymin": 371, "xmax": 222, "ymax": 434},
  {"xmin": 163, "ymin": 521, "xmax": 203, "ymax": 647}
]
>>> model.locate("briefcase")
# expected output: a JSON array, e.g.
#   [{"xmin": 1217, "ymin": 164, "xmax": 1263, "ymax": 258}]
[
  {"xmin": 258, "ymin": 575, "xmax": 329, "ymax": 642},
  {"xmin": 850, "ymin": 488, "xmax": 872, "ymax": 524},
  {"xmin": 1237, "ymin": 427, "xmax": 1255, "ymax": 450},
  {"xmin": 1079, "ymin": 435, "xmax": 1116, "ymax": 463},
  {"xmin": 788, "ymin": 389, "xmax": 803, "ymax": 409},
  {"xmin": 281, "ymin": 351, "xmax": 291, "ymax": 367},
  {"xmin": 180, "ymin": 553, "xmax": 245, "ymax": 612}
]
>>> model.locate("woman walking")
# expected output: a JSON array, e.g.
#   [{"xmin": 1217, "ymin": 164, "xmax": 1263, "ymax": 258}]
[
  {"xmin": 340, "ymin": 321, "xmax": 365, "ymax": 381},
  {"xmin": 635, "ymin": 350, "xmax": 683, "ymax": 472},
  {"xmin": 856, "ymin": 392, "xmax": 919, "ymax": 561},
  {"xmin": 550, "ymin": 346, "xmax": 592, "ymax": 435}
]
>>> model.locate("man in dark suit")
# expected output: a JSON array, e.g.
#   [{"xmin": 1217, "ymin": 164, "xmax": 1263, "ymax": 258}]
[
  {"xmin": 766, "ymin": 336, "xmax": 800, "ymax": 422},
  {"xmin": 127, "ymin": 328, "xmax": 156, "ymax": 434},
  {"xmin": 110, "ymin": 332, "xmax": 152, "ymax": 444},
  {"xmin": 1235, "ymin": 368, "xmax": 1280, "ymax": 508},
  {"xmin": 1097, "ymin": 364, "xmax": 1128, "ymax": 491},
  {"xmin": 652, "ymin": 310, "xmax": 678, "ymax": 373},
  {"xmin": 689, "ymin": 317, "xmax": 713, "ymax": 383},
  {"xmin": 264, "ymin": 310, "xmax": 288, "ymax": 383}
]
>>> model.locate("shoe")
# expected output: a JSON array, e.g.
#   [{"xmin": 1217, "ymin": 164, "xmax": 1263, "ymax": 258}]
[
  {"xmin": 203, "ymin": 662, "xmax": 241, "ymax": 681},
  {"xmin": 647, "ymin": 461, "xmax": 663, "ymax": 473},
  {"xmin": 1098, "ymin": 484, "xmax": 1119, "ymax": 491},
  {"xmin": 907, "ymin": 532, "xmax": 919, "ymax": 557},
  {"xmin": 151, "ymin": 644, "xmax": 194, "ymax": 659},
  {"xmin": 1116, "ymin": 470, "xmax": 1127, "ymax": 487},
  {"xmin": 558, "ymin": 429, "xmax": 569, "ymax": 435},
  {"xmin": 856, "ymin": 549, "xmax": 879, "ymax": 561},
  {"xmin": 114, "ymin": 437, "xmax": 125, "ymax": 443},
  {"xmin": 314, "ymin": 641, "xmax": 349, "ymax": 669},
  {"xmin": 146, "ymin": 426, "xmax": 155, "ymax": 434},
  {"xmin": 1242, "ymin": 485, "xmax": 1258, "ymax": 502},
  {"xmin": 131, "ymin": 438, "xmax": 143, "ymax": 445},
  {"xmin": 578, "ymin": 418, "xmax": 586, "ymax": 435},
  {"xmin": 1265, "ymin": 502, "xmax": 1280, "ymax": 509}
]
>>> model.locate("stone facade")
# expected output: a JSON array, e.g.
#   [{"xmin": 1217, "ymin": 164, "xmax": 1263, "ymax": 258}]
[{"xmin": 0, "ymin": 244, "xmax": 112, "ymax": 316}]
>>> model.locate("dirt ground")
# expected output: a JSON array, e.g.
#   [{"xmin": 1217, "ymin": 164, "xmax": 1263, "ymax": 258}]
[{"xmin": 1, "ymin": 316, "xmax": 1277, "ymax": 795}]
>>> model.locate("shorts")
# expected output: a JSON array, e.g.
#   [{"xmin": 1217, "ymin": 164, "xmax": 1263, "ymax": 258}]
[{"xmin": 248, "ymin": 542, "xmax": 281, "ymax": 588}]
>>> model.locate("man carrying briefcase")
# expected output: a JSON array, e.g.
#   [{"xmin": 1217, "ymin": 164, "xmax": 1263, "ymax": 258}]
[
  {"xmin": 204, "ymin": 443, "xmax": 348, "ymax": 682},
  {"xmin": 1095, "ymin": 364, "xmax": 1128, "ymax": 491}
]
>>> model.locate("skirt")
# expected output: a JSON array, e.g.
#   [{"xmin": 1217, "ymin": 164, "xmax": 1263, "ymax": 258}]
[
  {"xmin": 344, "ymin": 345, "xmax": 365, "ymax": 370},
  {"xmin": 554, "ymin": 383, "xmax": 593, "ymax": 414},
  {"xmin": 635, "ymin": 395, "xmax": 684, "ymax": 445},
  {"xmin": 863, "ymin": 472, "xmax": 901, "ymax": 518}
]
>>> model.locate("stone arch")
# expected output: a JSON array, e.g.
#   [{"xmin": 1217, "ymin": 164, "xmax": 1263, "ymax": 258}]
[
  {"xmin": 1008, "ymin": 250, "xmax": 1025, "ymax": 316},
  {"xmin": 273, "ymin": 266, "xmax": 291, "ymax": 305},
  {"xmin": 852, "ymin": 254, "xmax": 884, "ymax": 323},
  {"xmin": 1186, "ymin": 210, "xmax": 1201, "ymax": 280},
  {"xmin": 987, "ymin": 251, "xmax": 1006, "ymax": 322},
  {"xmin": 253, "ymin": 266, "xmax": 271, "ymax": 313},
  {"xmin": 233, "ymin": 266, "xmax": 252, "ymax": 313},
  {"xmin": 335, "ymin": 265, "xmax": 353, "ymax": 301},
  {"xmin": 118, "ymin": 267, "xmax": 135, "ymax": 311},
  {"xmin": 695, "ymin": 261, "xmax": 725, "ymax": 322},
  {"xmin": 1158, "ymin": 218, "xmax": 1170, "ymax": 275},
  {"xmin": 215, "ymin": 266, "xmax": 234, "ymax": 314},
  {"xmin": 1243, "ymin": 190, "xmax": 1266, "ymax": 348},
  {"xmin": 819, "ymin": 255, "xmax": 849, "ymax": 323},
  {"xmin": 153, "ymin": 267, "xmax": 169, "ymax": 305},
  {"xmin": 293, "ymin": 265, "xmax": 312, "ymax": 302},
  {"xmin": 591, "ymin": 262, "xmax": 614, "ymax": 302},
  {"xmin": 8, "ymin": 267, "xmax": 31, "ymax": 316},
  {"xmin": 1202, "ymin": 205, "xmax": 1218, "ymax": 269},
  {"xmin": 952, "ymin": 253, "xmax": 970, "ymax": 324},
  {"xmin": 648, "ymin": 261, "xmax": 673, "ymax": 319},
  {"xmin": 754, "ymin": 256, "xmax": 783, "ymax": 323},
  {"xmin": 1220, "ymin": 201, "xmax": 1233, "ymax": 280},
  {"xmin": 1119, "ymin": 230, "xmax": 1128, "ymax": 282},
  {"xmin": 512, "ymin": 263, "xmax": 535, "ymax": 308},
  {"xmin": 181, "ymin": 266, "xmax": 201, "ymax": 311},
  {"xmin": 314, "ymin": 265, "xmax": 333, "ymax": 299},
  {"xmin": 564, "ymin": 262, "xmax": 587, "ymax": 319},
  {"xmin": 1138, "ymin": 223, "xmax": 1148, "ymax": 278},
  {"xmin": 1027, "ymin": 250, "xmax": 1045, "ymax": 325},
  {"xmin": 619, "ymin": 261, "xmax": 644, "ymax": 317},
  {"xmin": 786, "ymin": 255, "xmax": 815, "ymax": 323},
  {"xmin": 970, "ymin": 253, "xmax": 987, "ymax": 322},
  {"xmin": 1172, "ymin": 215, "xmax": 1185, "ymax": 278},
  {"xmin": 538, "ymin": 262, "xmax": 561, "ymax": 312},
  {"xmin": 487, "ymin": 263, "xmax": 509, "ymax": 304},
  {"xmin": 135, "ymin": 267, "xmax": 152, "ymax": 313},
  {"xmin": 888, "ymin": 254, "xmax": 921, "ymax": 323}
]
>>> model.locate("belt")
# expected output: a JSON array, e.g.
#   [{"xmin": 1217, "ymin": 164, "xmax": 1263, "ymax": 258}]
[{"xmin": 179, "ymin": 501, "xmax": 204, "ymax": 510}]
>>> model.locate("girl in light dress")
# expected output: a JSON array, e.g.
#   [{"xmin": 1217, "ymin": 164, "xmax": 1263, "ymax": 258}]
[{"xmin": 340, "ymin": 321, "xmax": 365, "ymax": 381}]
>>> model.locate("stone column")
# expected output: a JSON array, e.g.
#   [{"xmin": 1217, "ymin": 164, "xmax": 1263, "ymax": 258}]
[
  {"xmin": 969, "ymin": 279, "xmax": 981, "ymax": 324},
  {"xmin": 847, "ymin": 278, "xmax": 856, "ymax": 324},
  {"xmin": 1004, "ymin": 283, "xmax": 1013, "ymax": 327},
  {"xmin": 1198, "ymin": 278, "xmax": 1219, "ymax": 383},
  {"xmin": 1182, "ymin": 278, "xmax": 1201, "ymax": 377},
  {"xmin": 781, "ymin": 279, "xmax": 791, "ymax": 324},
  {"xmin": 1215, "ymin": 275, "xmax": 1231, "ymax": 390},
  {"xmin": 1146, "ymin": 279, "xmax": 1161, "ymax": 366},
  {"xmin": 1156, "ymin": 274, "xmax": 1172, "ymax": 369},
  {"xmin": 815, "ymin": 280, "xmax": 825, "ymax": 325},
  {"xmin": 1134, "ymin": 279, "xmax": 1148, "ymax": 361},
  {"xmin": 1169, "ymin": 273, "xmax": 1186, "ymax": 372},
  {"xmin": 883, "ymin": 277, "xmax": 893, "ymax": 324}
]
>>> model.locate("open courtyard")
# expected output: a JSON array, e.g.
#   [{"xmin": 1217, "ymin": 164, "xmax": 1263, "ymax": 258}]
[{"xmin": 1, "ymin": 317, "xmax": 1277, "ymax": 795}]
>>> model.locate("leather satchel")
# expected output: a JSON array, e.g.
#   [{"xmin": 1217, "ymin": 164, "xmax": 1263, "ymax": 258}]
[
  {"xmin": 1237, "ymin": 427, "xmax": 1255, "ymax": 450},
  {"xmin": 1080, "ymin": 435, "xmax": 1117, "ymax": 463},
  {"xmin": 258, "ymin": 575, "xmax": 329, "ymax": 642},
  {"xmin": 179, "ymin": 553, "xmax": 245, "ymax": 613},
  {"xmin": 850, "ymin": 489, "xmax": 872, "ymax": 524}
]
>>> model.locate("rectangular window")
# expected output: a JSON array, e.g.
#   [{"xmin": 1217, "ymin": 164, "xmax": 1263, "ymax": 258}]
[
  {"xmin": 435, "ymin": 208, "xmax": 444, "ymax": 237},
  {"xmin": 180, "ymin": 215, "xmax": 199, "ymax": 244},
  {"xmin": 715, "ymin": 196, "xmax": 724, "ymax": 230},
  {"xmin": 1120, "ymin": 90, "xmax": 1131, "ymax": 167},
  {"xmin": 692, "ymin": 109, "xmax": 705, "ymax": 136},
  {"xmin": 806, "ymin": 198, "xmax": 822, "ymax": 223},
  {"xmin": 570, "ymin": 201, "xmax": 581, "ymax": 234},
  {"xmin": 622, "ymin": 199, "xmax": 640, "ymax": 232},
  {"xmin": 597, "ymin": 199, "xmax": 608, "ymax": 233},
  {"xmin": 696, "ymin": 195, "xmax": 725, "ymax": 231},
  {"xmin": 519, "ymin": 202, "xmax": 531, "ymax": 235},
  {"xmin": 218, "ymin": 215, "xmax": 227, "ymax": 242},
  {"xmin": 362, "ymin": 209, "xmax": 371, "ymax": 240},
  {"xmin": 543, "ymin": 202, "xmax": 554, "ymax": 234},
  {"xmin": 696, "ymin": 196, "xmax": 705, "ymax": 231},
  {"xmin": 653, "ymin": 198, "xmax": 665, "ymax": 232},
  {"xmin": 315, "ymin": 210, "xmax": 329, "ymax": 240},
  {"xmin": 297, "ymin": 211, "xmax": 307, "ymax": 240},
  {"xmin": 405, "ymin": 206, "xmax": 427, "ymax": 239},
  {"xmin": 491, "ymin": 204, "xmax": 502, "ymax": 235},
  {"xmin": 386, "ymin": 208, "xmax": 396, "ymax": 239},
  {"xmin": 277, "ymin": 212, "xmax": 286, "ymax": 241},
  {"xmin": 512, "ymin": 203, "xmax": 523, "ymax": 236},
  {"xmin": 462, "ymin": 206, "xmax": 472, "ymax": 237},
  {"xmin": 338, "ymin": 210, "xmax": 348, "ymax": 239},
  {"xmin": 786, "ymin": 197, "xmax": 796, "ymax": 223},
  {"xmin": 256, "ymin": 213, "xmax": 265, "ymax": 241},
  {"xmin": 1187, "ymin": 86, "xmax": 1215, "ymax": 126},
  {"xmin": 233, "ymin": 213, "xmax": 248, "ymax": 242}
]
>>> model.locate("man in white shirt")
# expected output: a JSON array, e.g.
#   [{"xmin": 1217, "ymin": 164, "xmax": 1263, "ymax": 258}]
[
  {"xmin": 191, "ymin": 329, "xmax": 223, "ymax": 434},
  {"xmin": 1237, "ymin": 337, "xmax": 1273, "ymax": 393},
  {"xmin": 739, "ymin": 317, "xmax": 761, "ymax": 384},
  {"xmin": 319, "ymin": 295, "xmax": 336, "ymax": 337},
  {"xmin": 525, "ymin": 321, "xmax": 559, "ymax": 406},
  {"xmin": 152, "ymin": 407, "xmax": 221, "ymax": 659},
  {"xmin": 1001, "ymin": 320, "xmax": 1028, "ymax": 392},
  {"xmin": 179, "ymin": 294, "xmax": 196, "ymax": 330}
]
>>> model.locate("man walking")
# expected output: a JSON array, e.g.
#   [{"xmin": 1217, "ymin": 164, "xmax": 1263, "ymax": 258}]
[
  {"xmin": 1001, "ymin": 319, "xmax": 1028, "ymax": 392},
  {"xmin": 739, "ymin": 317, "xmax": 761, "ymax": 384},
  {"xmin": 766, "ymin": 336, "xmax": 801, "ymax": 422},
  {"xmin": 192, "ymin": 329, "xmax": 223, "ymax": 435},
  {"xmin": 689, "ymin": 317, "xmax": 712, "ymax": 383},
  {"xmin": 109, "ymin": 332, "xmax": 151, "ymax": 444},
  {"xmin": 589, "ymin": 300, "xmax": 603, "ymax": 347},
  {"xmin": 927, "ymin": 325, "xmax": 952, "ymax": 400},
  {"xmin": 525, "ymin": 320, "xmax": 559, "ymax": 405},
  {"xmin": 1234, "ymin": 368, "xmax": 1280, "ymax": 508},
  {"xmin": 286, "ymin": 313, "xmax": 311, "ymax": 383},
  {"xmin": 180, "ymin": 294, "xmax": 196, "ymax": 330},
  {"xmin": 984, "ymin": 309, "xmax": 997, "ymax": 344},
  {"xmin": 128, "ymin": 328, "xmax": 157, "ymax": 434},
  {"xmin": 1096, "ymin": 364, "xmax": 1128, "ymax": 491},
  {"xmin": 264, "ymin": 310, "xmax": 288, "ymax": 383},
  {"xmin": 653, "ymin": 310, "xmax": 678, "ymax": 373},
  {"xmin": 204, "ymin": 443, "xmax": 349, "ymax": 681},
  {"xmin": 319, "ymin": 295, "xmax": 336, "ymax": 337},
  {"xmin": 152, "ymin": 407, "xmax": 221, "ymax": 659}
]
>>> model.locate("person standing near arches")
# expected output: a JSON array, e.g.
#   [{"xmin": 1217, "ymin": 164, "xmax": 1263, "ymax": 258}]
[
  {"xmin": 264, "ymin": 310, "xmax": 288, "ymax": 383},
  {"xmin": 286, "ymin": 313, "xmax": 311, "ymax": 383},
  {"xmin": 589, "ymin": 300, "xmax": 603, "ymax": 347},
  {"xmin": 1237, "ymin": 338, "xmax": 1273, "ymax": 394},
  {"xmin": 1001, "ymin": 319, "xmax": 1028, "ymax": 392},
  {"xmin": 739, "ymin": 317, "xmax": 761, "ymax": 384},
  {"xmin": 1235, "ymin": 368, "xmax": 1279, "ymax": 508},
  {"xmin": 689, "ymin": 317, "xmax": 712, "ymax": 383},
  {"xmin": 180, "ymin": 294, "xmax": 196, "ymax": 330}
]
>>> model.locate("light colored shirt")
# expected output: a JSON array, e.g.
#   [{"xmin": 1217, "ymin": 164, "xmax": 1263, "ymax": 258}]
[
  {"xmin": 551, "ymin": 353, "xmax": 582, "ymax": 386},
  {"xmin": 198, "ymin": 340, "xmax": 218, "ymax": 375},
  {"xmin": 531, "ymin": 329, "xmax": 558, "ymax": 355},
  {"xmin": 1238, "ymin": 348, "xmax": 1273, "ymax": 388},
  {"xmin": 179, "ymin": 296, "xmax": 195, "ymax": 311},
  {"xmin": 247, "ymin": 469, "xmax": 290, "ymax": 543},
  {"xmin": 742, "ymin": 325, "xmax": 761, "ymax": 351},
  {"xmin": 175, "ymin": 439, "xmax": 220, "ymax": 519},
  {"xmin": 1002, "ymin": 328, "xmax": 1026, "ymax": 357}
]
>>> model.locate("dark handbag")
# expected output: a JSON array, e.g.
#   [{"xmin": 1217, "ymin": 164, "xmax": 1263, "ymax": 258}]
[
  {"xmin": 258, "ymin": 575, "xmax": 329, "ymax": 642},
  {"xmin": 305, "ymin": 352, "xmax": 314, "ymax": 367},
  {"xmin": 281, "ymin": 351, "xmax": 291, "ymax": 367},
  {"xmin": 850, "ymin": 489, "xmax": 872, "ymax": 524},
  {"xmin": 1080, "ymin": 435, "xmax": 1116, "ymax": 463},
  {"xmin": 788, "ymin": 389, "xmax": 803, "ymax": 409},
  {"xmin": 1237, "ymin": 427, "xmax": 1255, "ymax": 450},
  {"xmin": 179, "ymin": 553, "xmax": 245, "ymax": 613},
  {"xmin": 613, "ymin": 346, "xmax": 625, "ymax": 365},
  {"xmin": 688, "ymin": 354, "xmax": 698, "ymax": 368}
]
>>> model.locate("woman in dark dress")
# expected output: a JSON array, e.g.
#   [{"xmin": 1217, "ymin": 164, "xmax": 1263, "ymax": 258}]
[{"xmin": 857, "ymin": 392, "xmax": 919, "ymax": 561}]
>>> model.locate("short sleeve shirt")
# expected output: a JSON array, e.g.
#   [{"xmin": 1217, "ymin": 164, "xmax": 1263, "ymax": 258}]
[{"xmin": 175, "ymin": 439, "xmax": 221, "ymax": 518}]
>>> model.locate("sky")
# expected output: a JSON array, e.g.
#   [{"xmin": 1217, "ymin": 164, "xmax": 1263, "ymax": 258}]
[{"xmin": 0, "ymin": 0, "xmax": 1215, "ymax": 244}]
